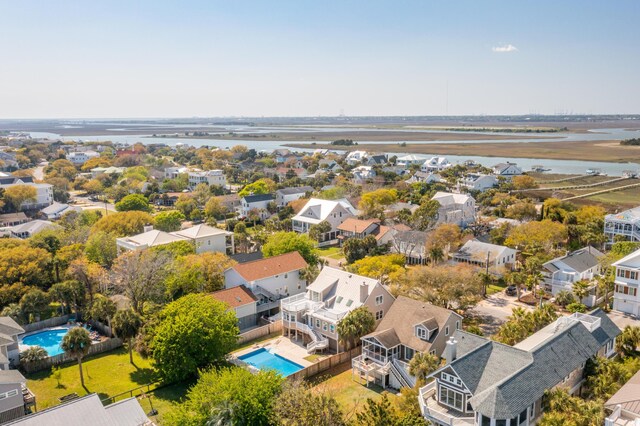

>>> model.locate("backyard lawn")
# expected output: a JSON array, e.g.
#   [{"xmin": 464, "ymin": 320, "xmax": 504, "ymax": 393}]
[
  {"xmin": 316, "ymin": 246, "xmax": 344, "ymax": 260},
  {"xmin": 26, "ymin": 347, "xmax": 188, "ymax": 424}
]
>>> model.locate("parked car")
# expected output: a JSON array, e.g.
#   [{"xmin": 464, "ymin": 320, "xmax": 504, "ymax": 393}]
[{"xmin": 506, "ymin": 285, "xmax": 517, "ymax": 296}]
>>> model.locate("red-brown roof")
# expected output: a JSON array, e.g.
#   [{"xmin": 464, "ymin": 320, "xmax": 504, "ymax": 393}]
[
  {"xmin": 210, "ymin": 285, "xmax": 257, "ymax": 308},
  {"xmin": 232, "ymin": 252, "xmax": 308, "ymax": 282},
  {"xmin": 337, "ymin": 217, "xmax": 380, "ymax": 233}
]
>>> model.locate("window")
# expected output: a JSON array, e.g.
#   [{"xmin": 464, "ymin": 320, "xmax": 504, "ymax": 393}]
[
  {"xmin": 346, "ymin": 299, "xmax": 353, "ymax": 307},
  {"xmin": 439, "ymin": 386, "xmax": 464, "ymax": 411},
  {"xmin": 284, "ymin": 273, "xmax": 288, "ymax": 279},
  {"xmin": 519, "ymin": 409, "xmax": 528, "ymax": 425},
  {"xmin": 445, "ymin": 326, "xmax": 450, "ymax": 336},
  {"xmin": 336, "ymin": 296, "xmax": 343, "ymax": 303},
  {"xmin": 323, "ymin": 322, "xmax": 328, "ymax": 331},
  {"xmin": 441, "ymin": 373, "xmax": 463, "ymax": 387},
  {"xmin": 330, "ymin": 324, "xmax": 335, "ymax": 333},
  {"xmin": 316, "ymin": 319, "xmax": 320, "ymax": 328},
  {"xmin": 495, "ymin": 420, "xmax": 506, "ymax": 426},
  {"xmin": 405, "ymin": 347, "xmax": 415, "ymax": 360},
  {"xmin": 375, "ymin": 310, "xmax": 384, "ymax": 320},
  {"xmin": 481, "ymin": 415, "xmax": 491, "ymax": 426},
  {"xmin": 375, "ymin": 295, "xmax": 383, "ymax": 305},
  {"xmin": 456, "ymin": 321, "xmax": 460, "ymax": 330},
  {"xmin": 416, "ymin": 327, "xmax": 427, "ymax": 340}
]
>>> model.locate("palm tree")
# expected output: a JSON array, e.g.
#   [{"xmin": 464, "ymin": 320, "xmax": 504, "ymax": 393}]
[
  {"xmin": 616, "ymin": 325, "xmax": 640, "ymax": 356},
  {"xmin": 572, "ymin": 280, "xmax": 591, "ymax": 304},
  {"xmin": 61, "ymin": 327, "xmax": 92, "ymax": 388},
  {"xmin": 336, "ymin": 307, "xmax": 375, "ymax": 352},
  {"xmin": 207, "ymin": 401, "xmax": 239, "ymax": 426},
  {"xmin": 20, "ymin": 346, "xmax": 48, "ymax": 363},
  {"xmin": 409, "ymin": 352, "xmax": 440, "ymax": 384},
  {"xmin": 112, "ymin": 309, "xmax": 143, "ymax": 365}
]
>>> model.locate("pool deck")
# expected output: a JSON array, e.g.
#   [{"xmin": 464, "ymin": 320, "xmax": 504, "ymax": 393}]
[{"xmin": 233, "ymin": 336, "xmax": 316, "ymax": 368}]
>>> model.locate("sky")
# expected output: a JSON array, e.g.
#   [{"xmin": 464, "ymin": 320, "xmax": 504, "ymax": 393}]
[{"xmin": 1, "ymin": 1, "xmax": 639, "ymax": 118}]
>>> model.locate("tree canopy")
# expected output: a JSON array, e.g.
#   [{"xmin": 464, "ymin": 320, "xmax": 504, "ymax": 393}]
[
  {"xmin": 263, "ymin": 231, "xmax": 318, "ymax": 265},
  {"xmin": 115, "ymin": 193, "xmax": 152, "ymax": 212}
]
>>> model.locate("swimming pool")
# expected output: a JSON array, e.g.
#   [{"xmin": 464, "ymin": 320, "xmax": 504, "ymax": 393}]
[
  {"xmin": 21, "ymin": 328, "xmax": 71, "ymax": 356},
  {"xmin": 238, "ymin": 348, "xmax": 304, "ymax": 376}
]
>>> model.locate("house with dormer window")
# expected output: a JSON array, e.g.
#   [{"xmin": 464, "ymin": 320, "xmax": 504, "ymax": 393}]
[
  {"xmin": 352, "ymin": 296, "xmax": 462, "ymax": 390},
  {"xmin": 419, "ymin": 309, "xmax": 619, "ymax": 426},
  {"xmin": 292, "ymin": 198, "xmax": 358, "ymax": 246}
]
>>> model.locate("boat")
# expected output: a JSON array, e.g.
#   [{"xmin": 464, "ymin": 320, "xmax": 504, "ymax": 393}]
[
  {"xmin": 531, "ymin": 165, "xmax": 550, "ymax": 172},
  {"xmin": 586, "ymin": 168, "xmax": 607, "ymax": 176}
]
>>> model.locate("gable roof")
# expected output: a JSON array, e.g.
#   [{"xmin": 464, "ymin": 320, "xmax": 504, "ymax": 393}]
[
  {"xmin": 172, "ymin": 224, "xmax": 231, "ymax": 239},
  {"xmin": 0, "ymin": 317, "xmax": 25, "ymax": 337},
  {"xmin": 612, "ymin": 247, "xmax": 640, "ymax": 269},
  {"xmin": 307, "ymin": 267, "xmax": 383, "ymax": 314},
  {"xmin": 231, "ymin": 251, "xmax": 308, "ymax": 282},
  {"xmin": 210, "ymin": 285, "xmax": 257, "ymax": 308},
  {"xmin": 277, "ymin": 186, "xmax": 313, "ymax": 196},
  {"xmin": 605, "ymin": 369, "xmax": 640, "ymax": 416},
  {"xmin": 117, "ymin": 229, "xmax": 188, "ymax": 248},
  {"xmin": 432, "ymin": 191, "xmax": 473, "ymax": 206},
  {"xmin": 9, "ymin": 220, "xmax": 61, "ymax": 236},
  {"xmin": 0, "ymin": 369, "xmax": 26, "ymax": 385},
  {"xmin": 543, "ymin": 246, "xmax": 604, "ymax": 274},
  {"xmin": 453, "ymin": 239, "xmax": 514, "ymax": 263},
  {"xmin": 242, "ymin": 193, "xmax": 275, "ymax": 203},
  {"xmin": 337, "ymin": 217, "xmax": 380, "ymax": 233},
  {"xmin": 292, "ymin": 198, "xmax": 358, "ymax": 224}
]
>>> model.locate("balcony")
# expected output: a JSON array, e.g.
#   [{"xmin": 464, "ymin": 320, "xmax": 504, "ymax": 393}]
[
  {"xmin": 281, "ymin": 293, "xmax": 323, "ymax": 313},
  {"xmin": 419, "ymin": 382, "xmax": 474, "ymax": 426}
]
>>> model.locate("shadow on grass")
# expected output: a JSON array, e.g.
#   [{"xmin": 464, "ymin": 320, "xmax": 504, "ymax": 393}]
[{"xmin": 130, "ymin": 368, "xmax": 158, "ymax": 385}]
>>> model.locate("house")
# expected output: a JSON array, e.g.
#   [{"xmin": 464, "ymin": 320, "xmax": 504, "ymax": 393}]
[
  {"xmin": 4, "ymin": 393, "xmax": 151, "ymax": 426},
  {"xmin": 275, "ymin": 186, "xmax": 313, "ymax": 208},
  {"xmin": 0, "ymin": 175, "xmax": 53, "ymax": 210},
  {"xmin": 366, "ymin": 154, "xmax": 388, "ymax": 166},
  {"xmin": 345, "ymin": 151, "xmax": 368, "ymax": 166},
  {"xmin": 210, "ymin": 286, "xmax": 258, "ymax": 331},
  {"xmin": 492, "ymin": 162, "xmax": 523, "ymax": 179},
  {"xmin": 605, "ymin": 369, "xmax": 640, "ymax": 425},
  {"xmin": 405, "ymin": 171, "xmax": 442, "ymax": 184},
  {"xmin": 0, "ymin": 152, "xmax": 18, "ymax": 170},
  {"xmin": 337, "ymin": 218, "xmax": 393, "ymax": 246},
  {"xmin": 172, "ymin": 224, "xmax": 234, "ymax": 255},
  {"xmin": 280, "ymin": 267, "xmax": 395, "ymax": 353},
  {"xmin": 421, "ymin": 157, "xmax": 451, "ymax": 173},
  {"xmin": 431, "ymin": 191, "xmax": 476, "ymax": 227},
  {"xmin": 66, "ymin": 150, "xmax": 99, "ymax": 165},
  {"xmin": 0, "ymin": 213, "xmax": 28, "ymax": 228},
  {"xmin": 351, "ymin": 166, "xmax": 376, "ymax": 183},
  {"xmin": 239, "ymin": 194, "xmax": 275, "ymax": 219},
  {"xmin": 604, "ymin": 206, "xmax": 640, "ymax": 246},
  {"xmin": 224, "ymin": 252, "xmax": 308, "ymax": 319},
  {"xmin": 460, "ymin": 173, "xmax": 498, "ymax": 192},
  {"xmin": 154, "ymin": 192, "xmax": 182, "ymax": 207},
  {"xmin": 396, "ymin": 154, "xmax": 424, "ymax": 168},
  {"xmin": 215, "ymin": 194, "xmax": 241, "ymax": 212},
  {"xmin": 419, "ymin": 310, "xmax": 619, "ymax": 426},
  {"xmin": 188, "ymin": 170, "xmax": 226, "ymax": 189},
  {"xmin": 116, "ymin": 224, "xmax": 234, "ymax": 255},
  {"xmin": 352, "ymin": 296, "xmax": 463, "ymax": 389},
  {"xmin": 275, "ymin": 167, "xmax": 308, "ymax": 181},
  {"xmin": 543, "ymin": 246, "xmax": 605, "ymax": 306},
  {"xmin": 90, "ymin": 166, "xmax": 125, "ymax": 178},
  {"xmin": 390, "ymin": 229, "xmax": 428, "ymax": 265},
  {"xmin": 451, "ymin": 239, "xmax": 517, "ymax": 276},
  {"xmin": 292, "ymin": 198, "xmax": 358, "ymax": 246},
  {"xmin": 384, "ymin": 202, "xmax": 419, "ymax": 217},
  {"xmin": 164, "ymin": 166, "xmax": 189, "ymax": 179},
  {"xmin": 0, "ymin": 317, "xmax": 24, "ymax": 368},
  {"xmin": 8, "ymin": 220, "xmax": 61, "ymax": 239},
  {"xmin": 612, "ymin": 248, "xmax": 640, "ymax": 316},
  {"xmin": 40, "ymin": 202, "xmax": 79, "ymax": 220},
  {"xmin": 0, "ymin": 370, "xmax": 35, "ymax": 424}
]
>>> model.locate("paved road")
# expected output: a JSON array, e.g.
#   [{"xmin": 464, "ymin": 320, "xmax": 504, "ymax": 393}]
[{"xmin": 71, "ymin": 195, "xmax": 116, "ymax": 212}]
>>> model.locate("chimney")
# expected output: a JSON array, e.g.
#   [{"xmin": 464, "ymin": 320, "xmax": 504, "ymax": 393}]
[
  {"xmin": 445, "ymin": 337, "xmax": 457, "ymax": 364},
  {"xmin": 143, "ymin": 225, "xmax": 154, "ymax": 232},
  {"xmin": 360, "ymin": 282, "xmax": 368, "ymax": 303}
]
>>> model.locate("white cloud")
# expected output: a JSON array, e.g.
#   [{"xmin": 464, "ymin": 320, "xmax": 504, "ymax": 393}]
[{"xmin": 492, "ymin": 44, "xmax": 518, "ymax": 53}]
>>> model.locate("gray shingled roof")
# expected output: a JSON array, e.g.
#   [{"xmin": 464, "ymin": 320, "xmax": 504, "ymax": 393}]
[
  {"xmin": 277, "ymin": 186, "xmax": 313, "ymax": 195},
  {"xmin": 543, "ymin": 246, "xmax": 604, "ymax": 274}
]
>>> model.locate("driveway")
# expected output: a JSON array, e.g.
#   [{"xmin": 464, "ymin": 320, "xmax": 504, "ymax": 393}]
[
  {"xmin": 469, "ymin": 292, "xmax": 534, "ymax": 335},
  {"xmin": 607, "ymin": 310, "xmax": 640, "ymax": 330}
]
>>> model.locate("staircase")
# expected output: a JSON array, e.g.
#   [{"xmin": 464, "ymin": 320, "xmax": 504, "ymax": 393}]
[
  {"xmin": 390, "ymin": 358, "xmax": 416, "ymax": 388},
  {"xmin": 294, "ymin": 322, "xmax": 329, "ymax": 353}
]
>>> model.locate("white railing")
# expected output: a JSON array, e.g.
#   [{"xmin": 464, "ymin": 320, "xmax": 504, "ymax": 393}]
[
  {"xmin": 392, "ymin": 358, "xmax": 416, "ymax": 388},
  {"xmin": 285, "ymin": 320, "xmax": 329, "ymax": 353},
  {"xmin": 604, "ymin": 404, "xmax": 621, "ymax": 426},
  {"xmin": 419, "ymin": 382, "xmax": 475, "ymax": 426}
]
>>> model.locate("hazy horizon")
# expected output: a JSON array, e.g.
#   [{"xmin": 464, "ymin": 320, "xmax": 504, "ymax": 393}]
[{"xmin": 1, "ymin": 1, "xmax": 639, "ymax": 119}]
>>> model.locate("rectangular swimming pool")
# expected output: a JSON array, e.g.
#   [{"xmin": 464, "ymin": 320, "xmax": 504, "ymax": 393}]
[{"xmin": 238, "ymin": 348, "xmax": 304, "ymax": 376}]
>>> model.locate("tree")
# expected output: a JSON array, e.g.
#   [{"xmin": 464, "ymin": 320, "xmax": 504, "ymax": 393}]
[
  {"xmin": 238, "ymin": 178, "xmax": 276, "ymax": 197},
  {"xmin": 3, "ymin": 185, "xmax": 37, "ymax": 211},
  {"xmin": 151, "ymin": 294, "xmax": 239, "ymax": 382},
  {"xmin": 45, "ymin": 159, "xmax": 77, "ymax": 181},
  {"xmin": 428, "ymin": 223, "xmax": 462, "ymax": 255},
  {"xmin": 494, "ymin": 305, "xmax": 558, "ymax": 345},
  {"xmin": 165, "ymin": 367, "xmax": 283, "ymax": 426},
  {"xmin": 49, "ymin": 281, "xmax": 76, "ymax": 315},
  {"xmin": 336, "ymin": 306, "xmax": 375, "ymax": 351},
  {"xmin": 309, "ymin": 220, "xmax": 332, "ymax": 243},
  {"xmin": 616, "ymin": 325, "xmax": 640, "ymax": 356},
  {"xmin": 154, "ymin": 210, "xmax": 185, "ymax": 232},
  {"xmin": 165, "ymin": 252, "xmax": 236, "ymax": 300},
  {"xmin": 0, "ymin": 246, "xmax": 52, "ymax": 287},
  {"xmin": 342, "ymin": 235, "xmax": 387, "ymax": 264},
  {"xmin": 84, "ymin": 231, "xmax": 118, "ymax": 267},
  {"xmin": 89, "ymin": 295, "xmax": 116, "ymax": 330},
  {"xmin": 263, "ymin": 232, "xmax": 318, "ymax": 265},
  {"xmin": 358, "ymin": 188, "xmax": 398, "ymax": 219},
  {"xmin": 110, "ymin": 250, "xmax": 170, "ymax": 314},
  {"xmin": 572, "ymin": 280, "xmax": 591, "ymax": 303},
  {"xmin": 82, "ymin": 179, "xmax": 104, "ymax": 194},
  {"xmin": 355, "ymin": 393, "xmax": 428, "ymax": 426},
  {"xmin": 347, "ymin": 254, "xmax": 405, "ymax": 285},
  {"xmin": 538, "ymin": 388, "xmax": 604, "ymax": 426},
  {"xmin": 409, "ymin": 352, "xmax": 440, "ymax": 384},
  {"xmin": 554, "ymin": 290, "xmax": 575, "ymax": 307},
  {"xmin": 204, "ymin": 197, "xmax": 227, "ymax": 222},
  {"xmin": 92, "ymin": 211, "xmax": 154, "ymax": 236},
  {"xmin": 19, "ymin": 289, "xmax": 50, "ymax": 322},
  {"xmin": 505, "ymin": 201, "xmax": 538, "ymax": 221},
  {"xmin": 412, "ymin": 200, "xmax": 441, "ymax": 231},
  {"xmin": 175, "ymin": 194, "xmax": 198, "ymax": 219},
  {"xmin": 512, "ymin": 175, "xmax": 538, "ymax": 190},
  {"xmin": 272, "ymin": 379, "xmax": 345, "ymax": 426},
  {"xmin": 61, "ymin": 327, "xmax": 92, "ymax": 388},
  {"xmin": 20, "ymin": 346, "xmax": 48, "ymax": 363},
  {"xmin": 115, "ymin": 193, "xmax": 152, "ymax": 212},
  {"xmin": 504, "ymin": 220, "xmax": 567, "ymax": 254},
  {"xmin": 112, "ymin": 309, "xmax": 143, "ymax": 364}
]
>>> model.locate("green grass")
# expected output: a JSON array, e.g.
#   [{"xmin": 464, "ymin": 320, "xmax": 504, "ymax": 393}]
[
  {"xmin": 303, "ymin": 354, "xmax": 324, "ymax": 362},
  {"xmin": 234, "ymin": 332, "xmax": 282, "ymax": 353},
  {"xmin": 316, "ymin": 246, "xmax": 342, "ymax": 257},
  {"xmin": 26, "ymin": 348, "xmax": 188, "ymax": 424},
  {"xmin": 310, "ymin": 363, "xmax": 396, "ymax": 415},
  {"xmin": 486, "ymin": 283, "xmax": 507, "ymax": 296}
]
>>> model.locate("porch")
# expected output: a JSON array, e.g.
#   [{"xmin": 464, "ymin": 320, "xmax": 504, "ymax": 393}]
[{"xmin": 419, "ymin": 382, "xmax": 475, "ymax": 426}]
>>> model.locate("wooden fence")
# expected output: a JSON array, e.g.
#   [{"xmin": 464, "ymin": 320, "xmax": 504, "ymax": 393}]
[
  {"xmin": 288, "ymin": 347, "xmax": 360, "ymax": 381},
  {"xmin": 22, "ymin": 315, "xmax": 74, "ymax": 333},
  {"xmin": 21, "ymin": 338, "xmax": 123, "ymax": 374},
  {"xmin": 238, "ymin": 320, "xmax": 282, "ymax": 345}
]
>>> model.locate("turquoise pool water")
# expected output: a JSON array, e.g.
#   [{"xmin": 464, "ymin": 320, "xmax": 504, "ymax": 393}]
[
  {"xmin": 238, "ymin": 348, "xmax": 304, "ymax": 376},
  {"xmin": 21, "ymin": 328, "xmax": 70, "ymax": 356}
]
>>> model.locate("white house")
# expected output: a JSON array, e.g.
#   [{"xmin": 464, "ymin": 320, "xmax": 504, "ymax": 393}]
[
  {"xmin": 421, "ymin": 156, "xmax": 451, "ymax": 173},
  {"xmin": 352, "ymin": 166, "xmax": 376, "ymax": 183},
  {"xmin": 239, "ymin": 194, "xmax": 275, "ymax": 219},
  {"xmin": 224, "ymin": 251, "xmax": 309, "ymax": 318},
  {"xmin": 40, "ymin": 202, "xmax": 80, "ymax": 220},
  {"xmin": 0, "ymin": 175, "xmax": 53, "ymax": 210},
  {"xmin": 345, "ymin": 151, "xmax": 368, "ymax": 166},
  {"xmin": 405, "ymin": 171, "xmax": 442, "ymax": 185},
  {"xmin": 396, "ymin": 154, "xmax": 424, "ymax": 168},
  {"xmin": 188, "ymin": 170, "xmax": 226, "ymax": 189},
  {"xmin": 431, "ymin": 191, "xmax": 476, "ymax": 227},
  {"xmin": 281, "ymin": 267, "xmax": 395, "ymax": 352},
  {"xmin": 66, "ymin": 151, "xmax": 99, "ymax": 165},
  {"xmin": 604, "ymin": 206, "xmax": 640, "ymax": 246},
  {"xmin": 492, "ymin": 162, "xmax": 523, "ymax": 179},
  {"xmin": 8, "ymin": 220, "xmax": 61, "ymax": 239},
  {"xmin": 451, "ymin": 239, "xmax": 517, "ymax": 276},
  {"xmin": 543, "ymin": 246, "xmax": 604, "ymax": 306},
  {"xmin": 292, "ymin": 198, "xmax": 358, "ymax": 246},
  {"xmin": 275, "ymin": 186, "xmax": 313, "ymax": 208},
  {"xmin": 90, "ymin": 166, "xmax": 125, "ymax": 178},
  {"xmin": 460, "ymin": 173, "xmax": 498, "ymax": 192},
  {"xmin": 612, "ymin": 248, "xmax": 640, "ymax": 316},
  {"xmin": 164, "ymin": 166, "xmax": 189, "ymax": 179},
  {"xmin": 116, "ymin": 224, "xmax": 234, "ymax": 254}
]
